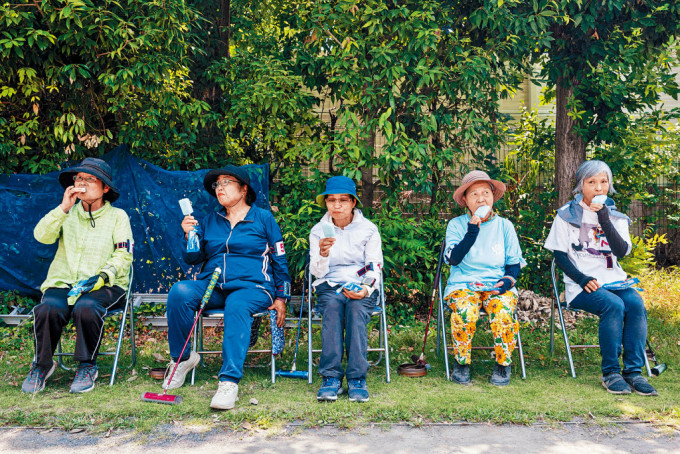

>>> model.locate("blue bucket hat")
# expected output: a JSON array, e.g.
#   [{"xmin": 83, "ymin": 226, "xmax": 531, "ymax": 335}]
[
  {"xmin": 59, "ymin": 157, "xmax": 119, "ymax": 203},
  {"xmin": 315, "ymin": 176, "xmax": 362, "ymax": 208},
  {"xmin": 203, "ymin": 165, "xmax": 256, "ymax": 203}
]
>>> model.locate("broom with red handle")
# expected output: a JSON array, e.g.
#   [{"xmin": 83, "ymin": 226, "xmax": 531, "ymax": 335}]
[{"xmin": 141, "ymin": 267, "xmax": 222, "ymax": 405}]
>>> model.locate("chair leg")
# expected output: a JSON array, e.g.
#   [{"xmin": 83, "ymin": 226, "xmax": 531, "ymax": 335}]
[
  {"xmin": 271, "ymin": 354, "xmax": 276, "ymax": 384},
  {"xmin": 550, "ymin": 298, "xmax": 555, "ymax": 357},
  {"xmin": 436, "ymin": 300, "xmax": 442, "ymax": 357},
  {"xmin": 56, "ymin": 341, "xmax": 70, "ymax": 371},
  {"xmin": 515, "ymin": 322, "xmax": 527, "ymax": 380},
  {"xmin": 190, "ymin": 315, "xmax": 202, "ymax": 386},
  {"xmin": 380, "ymin": 305, "xmax": 391, "ymax": 383},
  {"xmin": 307, "ymin": 290, "xmax": 313, "ymax": 385},
  {"xmin": 130, "ymin": 301, "xmax": 136, "ymax": 369},
  {"xmin": 109, "ymin": 300, "xmax": 130, "ymax": 386},
  {"xmin": 644, "ymin": 348, "xmax": 652, "ymax": 377},
  {"xmin": 556, "ymin": 302, "xmax": 577, "ymax": 378},
  {"xmin": 438, "ymin": 294, "xmax": 450, "ymax": 381}
]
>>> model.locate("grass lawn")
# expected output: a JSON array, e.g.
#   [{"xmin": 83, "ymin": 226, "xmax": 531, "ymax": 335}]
[{"xmin": 0, "ymin": 269, "xmax": 678, "ymax": 432}]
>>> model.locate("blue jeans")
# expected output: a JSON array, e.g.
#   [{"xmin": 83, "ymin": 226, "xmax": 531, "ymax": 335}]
[
  {"xmin": 166, "ymin": 280, "xmax": 271, "ymax": 383},
  {"xmin": 314, "ymin": 282, "xmax": 378, "ymax": 380},
  {"xmin": 570, "ymin": 287, "xmax": 647, "ymax": 375}
]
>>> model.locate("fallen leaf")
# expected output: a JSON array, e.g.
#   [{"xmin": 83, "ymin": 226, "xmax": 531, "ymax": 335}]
[
  {"xmin": 69, "ymin": 428, "xmax": 85, "ymax": 434},
  {"xmin": 104, "ymin": 428, "xmax": 113, "ymax": 438},
  {"xmin": 126, "ymin": 375, "xmax": 138, "ymax": 382},
  {"xmin": 152, "ymin": 353, "xmax": 166, "ymax": 362},
  {"xmin": 249, "ymin": 398, "xmax": 258, "ymax": 405},
  {"xmin": 241, "ymin": 422, "xmax": 252, "ymax": 430}
]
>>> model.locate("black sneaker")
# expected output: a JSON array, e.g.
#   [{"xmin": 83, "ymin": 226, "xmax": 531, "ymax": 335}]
[
  {"xmin": 69, "ymin": 363, "xmax": 98, "ymax": 393},
  {"xmin": 21, "ymin": 361, "xmax": 56, "ymax": 393},
  {"xmin": 623, "ymin": 373, "xmax": 658, "ymax": 396},
  {"xmin": 490, "ymin": 364, "xmax": 511, "ymax": 386},
  {"xmin": 450, "ymin": 361, "xmax": 471, "ymax": 385},
  {"xmin": 601, "ymin": 372, "xmax": 632, "ymax": 394}
]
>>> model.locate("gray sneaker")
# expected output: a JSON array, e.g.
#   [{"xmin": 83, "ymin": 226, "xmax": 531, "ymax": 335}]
[
  {"xmin": 450, "ymin": 361, "xmax": 471, "ymax": 385},
  {"xmin": 69, "ymin": 363, "xmax": 98, "ymax": 393},
  {"xmin": 490, "ymin": 364, "xmax": 511, "ymax": 386},
  {"xmin": 21, "ymin": 361, "xmax": 56, "ymax": 394}
]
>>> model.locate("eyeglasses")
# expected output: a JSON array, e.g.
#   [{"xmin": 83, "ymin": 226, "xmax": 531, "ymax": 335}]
[
  {"xmin": 73, "ymin": 175, "xmax": 99, "ymax": 184},
  {"xmin": 326, "ymin": 197, "xmax": 354, "ymax": 206},
  {"xmin": 212, "ymin": 179, "xmax": 238, "ymax": 190}
]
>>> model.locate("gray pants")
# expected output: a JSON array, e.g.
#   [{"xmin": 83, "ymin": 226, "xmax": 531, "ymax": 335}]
[{"xmin": 314, "ymin": 282, "xmax": 378, "ymax": 380}]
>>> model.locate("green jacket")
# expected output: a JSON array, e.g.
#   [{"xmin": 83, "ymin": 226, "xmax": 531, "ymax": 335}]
[{"xmin": 34, "ymin": 202, "xmax": 133, "ymax": 293}]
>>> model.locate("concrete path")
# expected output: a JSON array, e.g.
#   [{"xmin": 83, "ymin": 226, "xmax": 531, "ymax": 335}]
[{"xmin": 1, "ymin": 422, "xmax": 678, "ymax": 453}]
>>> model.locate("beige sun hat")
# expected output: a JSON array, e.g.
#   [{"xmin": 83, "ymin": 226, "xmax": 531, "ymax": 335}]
[{"xmin": 452, "ymin": 170, "xmax": 507, "ymax": 207}]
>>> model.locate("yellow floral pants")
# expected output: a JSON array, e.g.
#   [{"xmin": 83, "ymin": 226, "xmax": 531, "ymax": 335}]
[{"xmin": 445, "ymin": 289, "xmax": 519, "ymax": 366}]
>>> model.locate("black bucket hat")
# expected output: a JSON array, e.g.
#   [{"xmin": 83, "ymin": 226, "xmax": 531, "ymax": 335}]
[
  {"xmin": 59, "ymin": 157, "xmax": 120, "ymax": 203},
  {"xmin": 203, "ymin": 165, "xmax": 256, "ymax": 202}
]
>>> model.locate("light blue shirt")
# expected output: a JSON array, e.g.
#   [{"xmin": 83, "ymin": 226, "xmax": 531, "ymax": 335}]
[{"xmin": 443, "ymin": 214, "xmax": 526, "ymax": 297}]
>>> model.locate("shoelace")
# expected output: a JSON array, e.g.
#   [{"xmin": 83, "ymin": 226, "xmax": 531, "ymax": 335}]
[{"xmin": 74, "ymin": 366, "xmax": 95, "ymax": 381}]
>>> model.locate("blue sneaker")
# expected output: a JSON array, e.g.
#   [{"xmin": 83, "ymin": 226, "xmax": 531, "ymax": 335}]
[
  {"xmin": 69, "ymin": 363, "xmax": 98, "ymax": 393},
  {"xmin": 347, "ymin": 378, "xmax": 369, "ymax": 402},
  {"xmin": 317, "ymin": 377, "xmax": 343, "ymax": 401}
]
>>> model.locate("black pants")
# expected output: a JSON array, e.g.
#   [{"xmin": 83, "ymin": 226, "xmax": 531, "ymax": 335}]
[{"xmin": 32, "ymin": 286, "xmax": 126, "ymax": 369}]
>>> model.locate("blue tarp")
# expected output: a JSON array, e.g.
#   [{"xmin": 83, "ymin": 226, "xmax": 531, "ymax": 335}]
[{"xmin": 0, "ymin": 145, "xmax": 270, "ymax": 297}]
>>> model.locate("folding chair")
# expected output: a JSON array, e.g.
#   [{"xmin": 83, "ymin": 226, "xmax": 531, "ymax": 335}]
[
  {"xmin": 190, "ymin": 310, "xmax": 277, "ymax": 385},
  {"xmin": 55, "ymin": 267, "xmax": 136, "ymax": 386},
  {"xmin": 305, "ymin": 259, "xmax": 391, "ymax": 384},
  {"xmin": 434, "ymin": 239, "xmax": 527, "ymax": 380},
  {"xmin": 549, "ymin": 258, "xmax": 651, "ymax": 378}
]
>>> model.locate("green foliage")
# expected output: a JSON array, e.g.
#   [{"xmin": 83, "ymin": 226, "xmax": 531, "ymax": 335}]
[
  {"xmin": 619, "ymin": 232, "xmax": 668, "ymax": 276},
  {"xmin": 0, "ymin": 291, "xmax": 37, "ymax": 314},
  {"xmin": 495, "ymin": 109, "xmax": 557, "ymax": 295},
  {"xmin": 0, "ymin": 0, "xmax": 204, "ymax": 172},
  {"xmin": 296, "ymin": 0, "xmax": 532, "ymax": 209}
]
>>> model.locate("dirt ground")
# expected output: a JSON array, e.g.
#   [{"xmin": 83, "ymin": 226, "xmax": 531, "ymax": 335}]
[{"xmin": 0, "ymin": 421, "xmax": 678, "ymax": 453}]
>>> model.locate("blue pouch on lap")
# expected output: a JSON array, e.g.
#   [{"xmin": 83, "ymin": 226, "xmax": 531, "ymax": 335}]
[
  {"xmin": 602, "ymin": 278, "xmax": 643, "ymax": 292},
  {"xmin": 466, "ymin": 281, "xmax": 498, "ymax": 292},
  {"xmin": 335, "ymin": 282, "xmax": 363, "ymax": 294}
]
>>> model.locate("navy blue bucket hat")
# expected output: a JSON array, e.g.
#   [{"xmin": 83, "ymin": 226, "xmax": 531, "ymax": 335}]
[
  {"xmin": 59, "ymin": 157, "xmax": 119, "ymax": 203},
  {"xmin": 315, "ymin": 176, "xmax": 362, "ymax": 208},
  {"xmin": 204, "ymin": 165, "xmax": 256, "ymax": 204}
]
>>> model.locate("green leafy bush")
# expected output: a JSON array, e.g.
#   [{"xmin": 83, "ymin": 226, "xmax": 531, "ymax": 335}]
[{"xmin": 619, "ymin": 232, "xmax": 668, "ymax": 277}]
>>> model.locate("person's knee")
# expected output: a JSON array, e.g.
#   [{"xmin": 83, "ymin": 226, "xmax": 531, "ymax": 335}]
[
  {"xmin": 72, "ymin": 299, "xmax": 102, "ymax": 324},
  {"xmin": 600, "ymin": 295, "xmax": 625, "ymax": 319},
  {"xmin": 167, "ymin": 281, "xmax": 198, "ymax": 315},
  {"xmin": 33, "ymin": 299, "xmax": 64, "ymax": 321},
  {"xmin": 623, "ymin": 292, "xmax": 647, "ymax": 317}
]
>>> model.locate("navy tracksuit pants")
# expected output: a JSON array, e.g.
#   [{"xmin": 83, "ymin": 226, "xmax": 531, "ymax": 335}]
[{"xmin": 166, "ymin": 279, "xmax": 271, "ymax": 383}]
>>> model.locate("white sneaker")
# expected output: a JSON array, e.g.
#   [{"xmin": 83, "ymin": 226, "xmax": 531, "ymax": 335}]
[
  {"xmin": 210, "ymin": 381, "xmax": 239, "ymax": 410},
  {"xmin": 163, "ymin": 351, "xmax": 200, "ymax": 390}
]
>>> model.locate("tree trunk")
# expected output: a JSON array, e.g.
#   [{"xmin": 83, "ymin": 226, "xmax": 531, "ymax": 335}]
[
  {"xmin": 217, "ymin": 0, "xmax": 231, "ymax": 58},
  {"xmin": 360, "ymin": 129, "xmax": 376, "ymax": 208},
  {"xmin": 555, "ymin": 77, "xmax": 586, "ymax": 207}
]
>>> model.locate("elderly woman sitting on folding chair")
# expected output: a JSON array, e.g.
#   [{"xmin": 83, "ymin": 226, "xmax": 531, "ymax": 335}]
[
  {"xmin": 164, "ymin": 166, "xmax": 291, "ymax": 410},
  {"xmin": 443, "ymin": 170, "xmax": 525, "ymax": 387},
  {"xmin": 309, "ymin": 176, "xmax": 383, "ymax": 402},
  {"xmin": 23, "ymin": 158, "xmax": 133, "ymax": 395},
  {"xmin": 544, "ymin": 160, "xmax": 657, "ymax": 396}
]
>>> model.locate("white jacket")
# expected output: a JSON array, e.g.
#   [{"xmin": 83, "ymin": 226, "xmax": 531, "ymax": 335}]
[{"xmin": 309, "ymin": 209, "xmax": 383, "ymax": 295}]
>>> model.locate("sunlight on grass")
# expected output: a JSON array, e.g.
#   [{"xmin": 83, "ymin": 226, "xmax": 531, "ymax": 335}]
[{"xmin": 0, "ymin": 268, "xmax": 678, "ymax": 431}]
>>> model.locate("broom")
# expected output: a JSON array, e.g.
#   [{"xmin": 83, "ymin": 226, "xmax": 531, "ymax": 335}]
[
  {"xmin": 141, "ymin": 267, "xmax": 222, "ymax": 405},
  {"xmin": 275, "ymin": 295, "xmax": 308, "ymax": 379}
]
